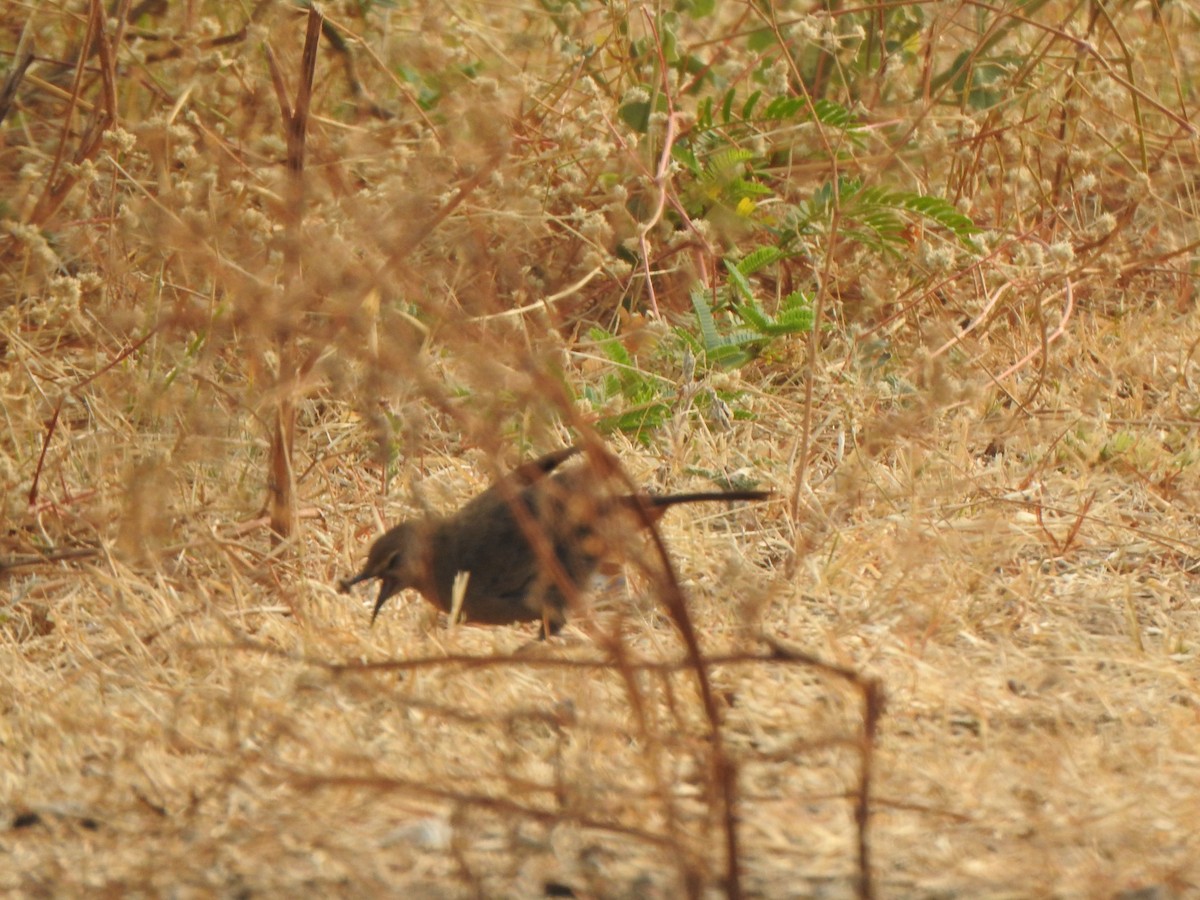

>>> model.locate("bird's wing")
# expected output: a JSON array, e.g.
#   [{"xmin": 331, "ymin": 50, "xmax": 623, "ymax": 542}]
[
  {"xmin": 504, "ymin": 445, "xmax": 582, "ymax": 487},
  {"xmin": 437, "ymin": 491, "xmax": 547, "ymax": 622},
  {"xmin": 452, "ymin": 445, "xmax": 581, "ymax": 527}
]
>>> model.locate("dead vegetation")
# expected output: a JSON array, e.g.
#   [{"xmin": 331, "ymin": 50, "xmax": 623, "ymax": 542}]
[{"xmin": 2, "ymin": 1, "xmax": 1199, "ymax": 897}]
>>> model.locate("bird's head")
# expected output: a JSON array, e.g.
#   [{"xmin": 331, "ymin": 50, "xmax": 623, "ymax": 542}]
[{"xmin": 338, "ymin": 521, "xmax": 429, "ymax": 624}]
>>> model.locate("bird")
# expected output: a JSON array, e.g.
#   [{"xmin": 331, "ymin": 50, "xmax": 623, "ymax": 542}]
[{"xmin": 339, "ymin": 446, "xmax": 770, "ymax": 636}]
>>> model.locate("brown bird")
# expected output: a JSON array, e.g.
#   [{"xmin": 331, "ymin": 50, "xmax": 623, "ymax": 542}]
[{"xmin": 339, "ymin": 446, "xmax": 770, "ymax": 636}]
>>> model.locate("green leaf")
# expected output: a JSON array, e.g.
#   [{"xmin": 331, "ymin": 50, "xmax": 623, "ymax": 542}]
[
  {"xmin": 723, "ymin": 260, "xmax": 755, "ymax": 302},
  {"xmin": 671, "ymin": 142, "xmax": 701, "ymax": 174},
  {"xmin": 764, "ymin": 96, "xmax": 806, "ymax": 120},
  {"xmin": 619, "ymin": 100, "xmax": 652, "ymax": 132},
  {"xmin": 747, "ymin": 27, "xmax": 775, "ymax": 52},
  {"xmin": 677, "ymin": 0, "xmax": 715, "ymax": 18},
  {"xmin": 737, "ymin": 246, "xmax": 786, "ymax": 275},
  {"xmin": 735, "ymin": 300, "xmax": 771, "ymax": 331},
  {"xmin": 703, "ymin": 147, "xmax": 755, "ymax": 179},
  {"xmin": 741, "ymin": 90, "xmax": 762, "ymax": 120},
  {"xmin": 691, "ymin": 289, "xmax": 724, "ymax": 351},
  {"xmin": 720, "ymin": 86, "xmax": 736, "ymax": 124}
]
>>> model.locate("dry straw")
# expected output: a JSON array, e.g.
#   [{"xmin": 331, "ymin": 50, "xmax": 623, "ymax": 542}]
[{"xmin": 3, "ymin": 0, "xmax": 1199, "ymax": 897}]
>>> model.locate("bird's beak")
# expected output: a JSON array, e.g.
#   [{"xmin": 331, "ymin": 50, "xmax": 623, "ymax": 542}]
[
  {"xmin": 337, "ymin": 569, "xmax": 373, "ymax": 594},
  {"xmin": 340, "ymin": 568, "xmax": 404, "ymax": 626},
  {"xmin": 370, "ymin": 577, "xmax": 402, "ymax": 625}
]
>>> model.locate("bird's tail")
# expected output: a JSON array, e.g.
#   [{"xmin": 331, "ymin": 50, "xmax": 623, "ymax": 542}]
[{"xmin": 629, "ymin": 490, "xmax": 772, "ymax": 523}]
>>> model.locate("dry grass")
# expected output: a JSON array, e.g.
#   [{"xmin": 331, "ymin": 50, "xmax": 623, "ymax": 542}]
[{"xmin": 3, "ymin": 1, "xmax": 1200, "ymax": 897}]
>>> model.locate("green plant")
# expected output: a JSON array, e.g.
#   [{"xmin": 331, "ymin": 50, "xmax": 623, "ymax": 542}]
[
  {"xmin": 581, "ymin": 327, "xmax": 675, "ymax": 439},
  {"xmin": 786, "ymin": 177, "xmax": 980, "ymax": 254},
  {"xmin": 685, "ymin": 254, "xmax": 814, "ymax": 369}
]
